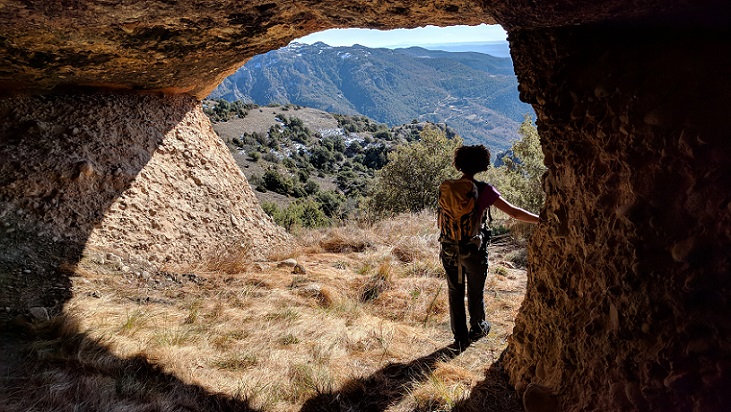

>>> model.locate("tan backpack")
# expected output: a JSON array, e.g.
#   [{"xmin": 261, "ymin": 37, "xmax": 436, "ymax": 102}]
[{"xmin": 437, "ymin": 178, "xmax": 483, "ymax": 244}]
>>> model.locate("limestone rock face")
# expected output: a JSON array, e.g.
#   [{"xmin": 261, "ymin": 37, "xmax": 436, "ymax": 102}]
[
  {"xmin": 505, "ymin": 25, "xmax": 731, "ymax": 411},
  {"xmin": 0, "ymin": 94, "xmax": 287, "ymax": 266},
  {"xmin": 0, "ymin": 0, "xmax": 493, "ymax": 98}
]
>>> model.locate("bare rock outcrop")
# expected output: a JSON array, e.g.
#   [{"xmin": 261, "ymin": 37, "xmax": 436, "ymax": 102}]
[
  {"xmin": 505, "ymin": 25, "xmax": 731, "ymax": 411},
  {"xmin": 0, "ymin": 93, "xmax": 287, "ymax": 267}
]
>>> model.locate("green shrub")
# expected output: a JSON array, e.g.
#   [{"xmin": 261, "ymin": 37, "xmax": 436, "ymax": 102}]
[
  {"xmin": 249, "ymin": 173, "xmax": 264, "ymax": 189},
  {"xmin": 304, "ymin": 180, "xmax": 320, "ymax": 195},
  {"xmin": 316, "ymin": 190, "xmax": 346, "ymax": 218},
  {"xmin": 262, "ymin": 152, "xmax": 280, "ymax": 163},
  {"xmin": 261, "ymin": 201, "xmax": 280, "ymax": 217},
  {"xmin": 336, "ymin": 170, "xmax": 370, "ymax": 197},
  {"xmin": 309, "ymin": 146, "xmax": 335, "ymax": 171},
  {"xmin": 282, "ymin": 158, "xmax": 296, "ymax": 169},
  {"xmin": 368, "ymin": 126, "xmax": 461, "ymax": 216},
  {"xmin": 296, "ymin": 169, "xmax": 310, "ymax": 183},
  {"xmin": 373, "ymin": 130, "xmax": 393, "ymax": 141},
  {"xmin": 263, "ymin": 199, "xmax": 329, "ymax": 231},
  {"xmin": 362, "ymin": 144, "xmax": 388, "ymax": 169},
  {"xmin": 292, "ymin": 184, "xmax": 307, "ymax": 198},
  {"xmin": 262, "ymin": 168, "xmax": 294, "ymax": 195},
  {"xmin": 482, "ymin": 115, "xmax": 545, "ymax": 213},
  {"xmin": 344, "ymin": 141, "xmax": 363, "ymax": 157},
  {"xmin": 203, "ymin": 99, "xmax": 252, "ymax": 122}
]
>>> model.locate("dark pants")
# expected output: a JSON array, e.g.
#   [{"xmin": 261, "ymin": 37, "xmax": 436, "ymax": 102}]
[{"xmin": 440, "ymin": 242, "xmax": 489, "ymax": 342}]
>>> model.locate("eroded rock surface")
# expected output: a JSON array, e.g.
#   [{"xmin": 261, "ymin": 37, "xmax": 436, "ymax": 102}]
[
  {"xmin": 506, "ymin": 25, "xmax": 731, "ymax": 411},
  {"xmin": 0, "ymin": 93, "xmax": 287, "ymax": 268},
  {"xmin": 0, "ymin": 1, "xmax": 495, "ymax": 98},
  {"xmin": 0, "ymin": 0, "xmax": 719, "ymax": 98}
]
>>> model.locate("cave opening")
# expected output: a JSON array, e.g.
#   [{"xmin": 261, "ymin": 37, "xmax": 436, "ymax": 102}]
[
  {"xmin": 201, "ymin": 22, "xmax": 540, "ymax": 409},
  {"xmin": 1, "ymin": 1, "xmax": 729, "ymax": 410}
]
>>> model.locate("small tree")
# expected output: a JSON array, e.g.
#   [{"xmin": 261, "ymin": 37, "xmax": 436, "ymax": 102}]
[
  {"xmin": 262, "ymin": 199, "xmax": 329, "ymax": 231},
  {"xmin": 484, "ymin": 115, "xmax": 546, "ymax": 212},
  {"xmin": 261, "ymin": 168, "xmax": 293, "ymax": 195},
  {"xmin": 369, "ymin": 126, "xmax": 462, "ymax": 216}
]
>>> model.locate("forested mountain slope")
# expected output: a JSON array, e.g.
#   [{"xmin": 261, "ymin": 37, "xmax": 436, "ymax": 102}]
[{"xmin": 209, "ymin": 43, "xmax": 534, "ymax": 152}]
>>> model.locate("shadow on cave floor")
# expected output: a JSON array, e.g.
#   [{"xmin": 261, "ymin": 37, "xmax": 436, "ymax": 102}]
[
  {"xmin": 299, "ymin": 346, "xmax": 522, "ymax": 412},
  {"xmin": 299, "ymin": 346, "xmax": 460, "ymax": 412},
  {"xmin": 451, "ymin": 351, "xmax": 524, "ymax": 412},
  {"xmin": 0, "ymin": 93, "xmax": 262, "ymax": 411},
  {"xmin": 0, "ymin": 315, "xmax": 261, "ymax": 411},
  {"xmin": 1, "ymin": 315, "xmax": 521, "ymax": 412}
]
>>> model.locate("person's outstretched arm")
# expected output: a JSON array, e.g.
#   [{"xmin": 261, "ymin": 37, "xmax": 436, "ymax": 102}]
[{"xmin": 492, "ymin": 196, "xmax": 540, "ymax": 224}]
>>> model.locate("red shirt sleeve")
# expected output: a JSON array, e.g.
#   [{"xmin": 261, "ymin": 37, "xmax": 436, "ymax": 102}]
[{"xmin": 477, "ymin": 182, "xmax": 500, "ymax": 216}]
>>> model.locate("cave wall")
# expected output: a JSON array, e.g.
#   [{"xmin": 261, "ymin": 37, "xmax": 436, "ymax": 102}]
[
  {"xmin": 505, "ymin": 24, "xmax": 731, "ymax": 411},
  {"xmin": 0, "ymin": 94, "xmax": 287, "ymax": 271},
  {"xmin": 0, "ymin": 0, "xmax": 711, "ymax": 99},
  {"xmin": 0, "ymin": 0, "xmax": 496, "ymax": 98}
]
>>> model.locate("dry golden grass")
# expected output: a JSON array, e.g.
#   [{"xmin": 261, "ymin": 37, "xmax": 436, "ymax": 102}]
[
  {"xmin": 304, "ymin": 225, "xmax": 378, "ymax": 254},
  {"xmin": 1, "ymin": 212, "xmax": 527, "ymax": 412},
  {"xmin": 161, "ymin": 238, "xmax": 257, "ymax": 275}
]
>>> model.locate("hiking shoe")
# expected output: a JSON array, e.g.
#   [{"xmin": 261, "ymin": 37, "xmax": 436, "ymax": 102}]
[
  {"xmin": 447, "ymin": 339, "xmax": 470, "ymax": 353},
  {"xmin": 468, "ymin": 321, "xmax": 491, "ymax": 341}
]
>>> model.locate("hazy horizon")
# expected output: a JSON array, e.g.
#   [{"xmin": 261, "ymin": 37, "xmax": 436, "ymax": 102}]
[
  {"xmin": 293, "ymin": 24, "xmax": 507, "ymax": 50},
  {"xmin": 292, "ymin": 38, "xmax": 511, "ymax": 58}
]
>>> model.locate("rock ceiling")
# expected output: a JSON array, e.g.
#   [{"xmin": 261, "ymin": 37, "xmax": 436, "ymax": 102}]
[{"xmin": 0, "ymin": 0, "xmax": 721, "ymax": 98}]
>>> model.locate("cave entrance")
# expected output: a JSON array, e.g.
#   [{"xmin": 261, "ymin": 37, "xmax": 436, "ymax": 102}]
[{"xmin": 201, "ymin": 23, "xmax": 537, "ymax": 410}]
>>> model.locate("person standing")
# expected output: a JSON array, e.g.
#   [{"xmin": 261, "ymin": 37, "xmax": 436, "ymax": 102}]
[{"xmin": 438, "ymin": 145, "xmax": 539, "ymax": 351}]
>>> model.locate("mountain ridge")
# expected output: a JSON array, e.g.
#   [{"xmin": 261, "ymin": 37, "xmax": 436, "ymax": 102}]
[{"xmin": 209, "ymin": 43, "xmax": 533, "ymax": 152}]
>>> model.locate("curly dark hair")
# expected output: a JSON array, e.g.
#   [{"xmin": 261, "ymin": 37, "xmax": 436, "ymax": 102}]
[{"xmin": 453, "ymin": 145, "xmax": 491, "ymax": 175}]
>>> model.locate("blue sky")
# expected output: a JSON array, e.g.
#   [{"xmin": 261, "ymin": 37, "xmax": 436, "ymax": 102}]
[{"xmin": 293, "ymin": 24, "xmax": 507, "ymax": 48}]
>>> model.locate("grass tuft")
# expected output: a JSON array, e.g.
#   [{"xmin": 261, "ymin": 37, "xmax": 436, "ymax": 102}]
[
  {"xmin": 402, "ymin": 260, "xmax": 444, "ymax": 278},
  {"xmin": 506, "ymin": 248, "xmax": 528, "ymax": 268},
  {"xmin": 213, "ymin": 353, "xmax": 258, "ymax": 371},
  {"xmin": 359, "ymin": 263, "xmax": 394, "ymax": 302},
  {"xmin": 265, "ymin": 308, "xmax": 300, "ymax": 322},
  {"xmin": 279, "ymin": 334, "xmax": 300, "ymax": 345},
  {"xmin": 288, "ymin": 363, "xmax": 334, "ymax": 402},
  {"xmin": 315, "ymin": 227, "xmax": 375, "ymax": 253},
  {"xmin": 203, "ymin": 242, "xmax": 254, "ymax": 274}
]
